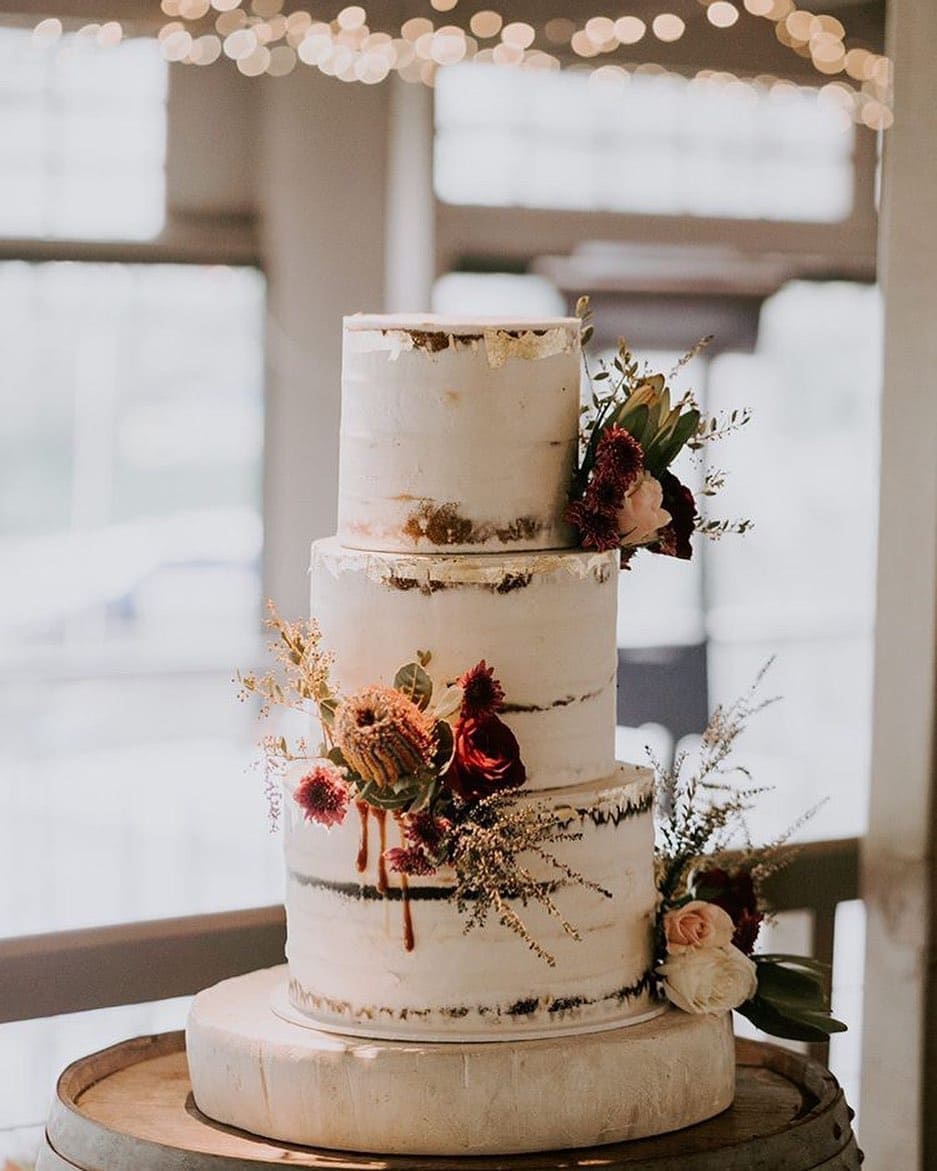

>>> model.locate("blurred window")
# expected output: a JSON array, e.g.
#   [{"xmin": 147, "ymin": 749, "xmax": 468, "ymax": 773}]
[
  {"xmin": 0, "ymin": 27, "xmax": 167, "ymax": 239},
  {"xmin": 435, "ymin": 64, "xmax": 855, "ymax": 223},
  {"xmin": 704, "ymin": 280, "xmax": 881, "ymax": 844},
  {"xmin": 0, "ymin": 261, "xmax": 270, "ymax": 939},
  {"xmin": 433, "ymin": 271, "xmax": 566, "ymax": 316}
]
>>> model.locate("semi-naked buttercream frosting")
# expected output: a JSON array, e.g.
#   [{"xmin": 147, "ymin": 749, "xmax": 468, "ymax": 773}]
[
  {"xmin": 310, "ymin": 538, "xmax": 618, "ymax": 793},
  {"xmin": 337, "ymin": 314, "xmax": 581, "ymax": 554},
  {"xmin": 284, "ymin": 765, "xmax": 658, "ymax": 1040}
]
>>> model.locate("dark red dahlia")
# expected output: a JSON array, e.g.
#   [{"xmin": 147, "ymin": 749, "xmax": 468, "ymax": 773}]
[
  {"xmin": 404, "ymin": 810, "xmax": 452, "ymax": 853},
  {"xmin": 294, "ymin": 764, "xmax": 350, "ymax": 828},
  {"xmin": 565, "ymin": 498, "xmax": 621, "ymax": 553},
  {"xmin": 594, "ymin": 425, "xmax": 644, "ymax": 491},
  {"xmin": 694, "ymin": 866, "xmax": 764, "ymax": 956},
  {"xmin": 457, "ymin": 660, "xmax": 506, "ymax": 719},
  {"xmin": 384, "ymin": 846, "xmax": 437, "ymax": 877},
  {"xmin": 444, "ymin": 713, "xmax": 526, "ymax": 802},
  {"xmin": 650, "ymin": 471, "xmax": 697, "ymax": 561},
  {"xmin": 582, "ymin": 471, "xmax": 625, "ymax": 514}
]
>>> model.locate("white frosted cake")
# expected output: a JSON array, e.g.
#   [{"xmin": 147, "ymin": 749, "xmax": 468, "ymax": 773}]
[
  {"xmin": 187, "ymin": 314, "xmax": 737, "ymax": 1155},
  {"xmin": 288, "ymin": 316, "xmax": 660, "ymax": 1037}
]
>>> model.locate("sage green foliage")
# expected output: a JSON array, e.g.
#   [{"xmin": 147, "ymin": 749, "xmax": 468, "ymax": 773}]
[{"xmin": 394, "ymin": 660, "xmax": 434, "ymax": 710}]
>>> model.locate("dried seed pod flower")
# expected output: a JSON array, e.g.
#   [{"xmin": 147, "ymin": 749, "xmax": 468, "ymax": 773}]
[{"xmin": 334, "ymin": 685, "xmax": 435, "ymax": 787}]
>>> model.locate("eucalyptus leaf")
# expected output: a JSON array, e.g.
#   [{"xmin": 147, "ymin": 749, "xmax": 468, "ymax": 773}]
[
  {"xmin": 410, "ymin": 776, "xmax": 440, "ymax": 813},
  {"xmin": 326, "ymin": 746, "xmax": 349, "ymax": 771},
  {"xmin": 433, "ymin": 684, "xmax": 464, "ymax": 722},
  {"xmin": 357, "ymin": 780, "xmax": 419, "ymax": 812},
  {"xmin": 433, "ymin": 719, "xmax": 455, "ymax": 771},
  {"xmin": 394, "ymin": 661, "xmax": 434, "ymax": 710},
  {"xmin": 319, "ymin": 695, "xmax": 338, "ymax": 728}
]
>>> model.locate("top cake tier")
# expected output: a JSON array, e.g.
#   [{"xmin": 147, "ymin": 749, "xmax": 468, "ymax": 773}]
[{"xmin": 337, "ymin": 314, "xmax": 582, "ymax": 554}]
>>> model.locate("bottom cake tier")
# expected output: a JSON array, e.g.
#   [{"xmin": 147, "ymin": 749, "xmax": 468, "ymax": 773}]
[
  {"xmin": 186, "ymin": 966, "xmax": 736, "ymax": 1156},
  {"xmin": 283, "ymin": 763, "xmax": 660, "ymax": 1040}
]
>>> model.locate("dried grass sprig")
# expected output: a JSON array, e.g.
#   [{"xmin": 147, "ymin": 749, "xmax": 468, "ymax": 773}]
[
  {"xmin": 448, "ymin": 791, "xmax": 611, "ymax": 966},
  {"xmin": 237, "ymin": 601, "xmax": 335, "ymax": 719},
  {"xmin": 652, "ymin": 660, "xmax": 782, "ymax": 906}
]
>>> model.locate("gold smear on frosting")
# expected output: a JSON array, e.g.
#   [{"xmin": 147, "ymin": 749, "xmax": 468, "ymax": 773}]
[
  {"xmin": 316, "ymin": 543, "xmax": 617, "ymax": 590},
  {"xmin": 352, "ymin": 325, "xmax": 577, "ymax": 369},
  {"xmin": 482, "ymin": 327, "xmax": 573, "ymax": 369}
]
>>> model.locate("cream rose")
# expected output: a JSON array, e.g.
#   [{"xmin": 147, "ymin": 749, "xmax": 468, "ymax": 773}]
[
  {"xmin": 664, "ymin": 900, "xmax": 735, "ymax": 954},
  {"xmin": 657, "ymin": 945, "xmax": 758, "ymax": 1015},
  {"xmin": 617, "ymin": 473, "xmax": 671, "ymax": 547}
]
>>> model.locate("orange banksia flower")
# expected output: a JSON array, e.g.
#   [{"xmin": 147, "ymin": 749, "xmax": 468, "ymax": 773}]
[{"xmin": 334, "ymin": 685, "xmax": 435, "ymax": 787}]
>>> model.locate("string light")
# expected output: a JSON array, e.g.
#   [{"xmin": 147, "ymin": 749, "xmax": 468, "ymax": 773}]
[
  {"xmin": 544, "ymin": 18, "xmax": 575, "ymax": 45},
  {"xmin": 615, "ymin": 16, "xmax": 646, "ymax": 45},
  {"xmin": 652, "ymin": 14, "xmax": 686, "ymax": 42},
  {"xmin": 470, "ymin": 11, "xmax": 501, "ymax": 39},
  {"xmin": 26, "ymin": 1, "xmax": 892, "ymax": 129},
  {"xmin": 707, "ymin": 4, "xmax": 739, "ymax": 30},
  {"xmin": 33, "ymin": 17, "xmax": 63, "ymax": 45},
  {"xmin": 585, "ymin": 16, "xmax": 616, "ymax": 45},
  {"xmin": 215, "ymin": 9, "xmax": 247, "ymax": 35},
  {"xmin": 501, "ymin": 22, "xmax": 535, "ymax": 50}
]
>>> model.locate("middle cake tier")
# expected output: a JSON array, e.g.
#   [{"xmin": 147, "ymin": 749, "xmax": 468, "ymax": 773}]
[{"xmin": 311, "ymin": 538, "xmax": 619, "ymax": 792}]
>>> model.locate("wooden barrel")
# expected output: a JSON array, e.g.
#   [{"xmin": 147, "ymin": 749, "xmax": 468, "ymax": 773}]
[{"xmin": 38, "ymin": 1031, "xmax": 861, "ymax": 1170}]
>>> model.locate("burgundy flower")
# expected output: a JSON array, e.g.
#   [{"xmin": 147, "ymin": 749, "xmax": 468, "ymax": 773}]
[
  {"xmin": 565, "ymin": 498, "xmax": 621, "ymax": 553},
  {"xmin": 384, "ymin": 846, "xmax": 437, "ymax": 877},
  {"xmin": 444, "ymin": 714, "xmax": 527, "ymax": 802},
  {"xmin": 651, "ymin": 472, "xmax": 697, "ymax": 561},
  {"xmin": 582, "ymin": 470, "xmax": 625, "ymax": 514},
  {"xmin": 404, "ymin": 811, "xmax": 452, "ymax": 853},
  {"xmin": 594, "ymin": 425, "xmax": 644, "ymax": 491},
  {"xmin": 457, "ymin": 660, "xmax": 506, "ymax": 719},
  {"xmin": 694, "ymin": 866, "xmax": 764, "ymax": 956},
  {"xmin": 294, "ymin": 764, "xmax": 350, "ymax": 828}
]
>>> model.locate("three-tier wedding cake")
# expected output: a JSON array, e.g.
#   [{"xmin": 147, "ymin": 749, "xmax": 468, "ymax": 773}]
[{"xmin": 186, "ymin": 315, "xmax": 737, "ymax": 1155}]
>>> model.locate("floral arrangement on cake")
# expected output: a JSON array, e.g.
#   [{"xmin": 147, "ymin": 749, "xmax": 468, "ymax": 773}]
[
  {"xmin": 238, "ymin": 604, "xmax": 608, "ymax": 962},
  {"xmin": 567, "ymin": 296, "xmax": 751, "ymax": 564},
  {"xmin": 650, "ymin": 667, "xmax": 847, "ymax": 1042}
]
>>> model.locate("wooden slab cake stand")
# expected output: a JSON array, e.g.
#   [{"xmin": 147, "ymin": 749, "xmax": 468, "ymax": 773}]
[{"xmin": 38, "ymin": 1029, "xmax": 861, "ymax": 1170}]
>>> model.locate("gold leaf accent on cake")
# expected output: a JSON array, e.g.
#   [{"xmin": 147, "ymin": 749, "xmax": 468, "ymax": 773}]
[
  {"xmin": 401, "ymin": 501, "xmax": 544, "ymax": 548},
  {"xmin": 483, "ymin": 326, "xmax": 576, "ymax": 369}
]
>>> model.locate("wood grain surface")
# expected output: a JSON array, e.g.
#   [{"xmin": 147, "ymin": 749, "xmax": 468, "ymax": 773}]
[{"xmin": 40, "ymin": 1031, "xmax": 861, "ymax": 1171}]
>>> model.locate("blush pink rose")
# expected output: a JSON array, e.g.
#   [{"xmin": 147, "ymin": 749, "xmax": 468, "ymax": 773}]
[
  {"xmin": 664, "ymin": 900, "xmax": 735, "ymax": 954},
  {"xmin": 617, "ymin": 473, "xmax": 671, "ymax": 548}
]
